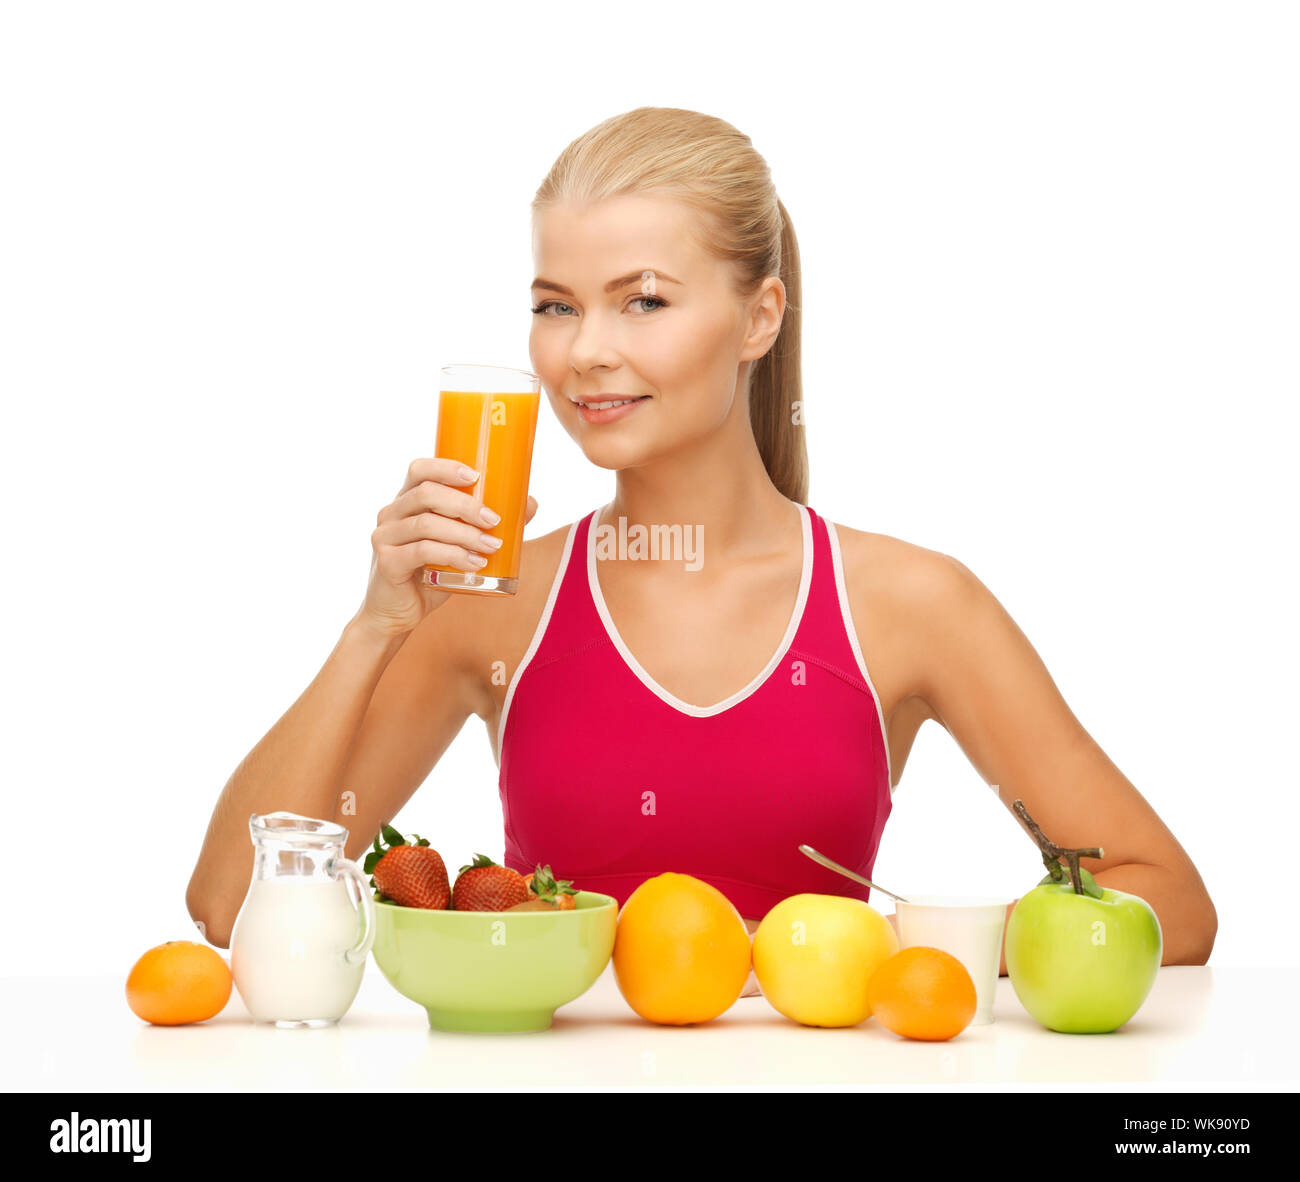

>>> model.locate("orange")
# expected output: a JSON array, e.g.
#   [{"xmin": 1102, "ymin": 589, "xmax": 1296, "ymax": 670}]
[
  {"xmin": 865, "ymin": 946, "xmax": 977, "ymax": 1041},
  {"xmin": 612, "ymin": 873, "xmax": 752, "ymax": 1025},
  {"xmin": 126, "ymin": 940, "xmax": 232, "ymax": 1025}
]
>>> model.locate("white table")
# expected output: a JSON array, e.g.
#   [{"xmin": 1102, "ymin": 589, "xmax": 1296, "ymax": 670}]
[{"xmin": 5, "ymin": 963, "xmax": 1295, "ymax": 1090}]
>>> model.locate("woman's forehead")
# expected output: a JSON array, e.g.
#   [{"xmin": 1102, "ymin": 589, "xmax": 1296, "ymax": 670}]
[{"xmin": 532, "ymin": 197, "xmax": 713, "ymax": 286}]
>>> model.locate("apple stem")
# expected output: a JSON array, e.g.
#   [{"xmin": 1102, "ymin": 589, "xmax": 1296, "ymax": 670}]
[{"xmin": 1011, "ymin": 800, "xmax": 1104, "ymax": 895}]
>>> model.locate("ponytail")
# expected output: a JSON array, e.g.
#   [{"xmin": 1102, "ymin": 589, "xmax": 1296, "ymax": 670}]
[{"xmin": 746, "ymin": 198, "xmax": 807, "ymax": 503}]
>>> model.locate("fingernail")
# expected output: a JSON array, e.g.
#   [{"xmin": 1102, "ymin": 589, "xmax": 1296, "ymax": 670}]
[
  {"xmin": 459, "ymin": 465, "xmax": 479, "ymax": 482},
  {"xmin": 480, "ymin": 534, "xmax": 504, "ymax": 551},
  {"xmin": 479, "ymin": 506, "xmax": 501, "ymax": 526}
]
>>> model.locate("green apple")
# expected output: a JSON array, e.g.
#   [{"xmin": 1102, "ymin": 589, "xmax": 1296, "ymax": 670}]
[{"xmin": 1005, "ymin": 870, "xmax": 1162, "ymax": 1034}]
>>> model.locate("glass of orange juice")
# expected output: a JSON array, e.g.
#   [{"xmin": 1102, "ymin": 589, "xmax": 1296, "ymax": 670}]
[{"xmin": 423, "ymin": 364, "xmax": 541, "ymax": 596}]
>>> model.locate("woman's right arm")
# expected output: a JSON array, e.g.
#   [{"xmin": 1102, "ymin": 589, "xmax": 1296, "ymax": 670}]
[{"xmin": 185, "ymin": 458, "xmax": 532, "ymax": 947}]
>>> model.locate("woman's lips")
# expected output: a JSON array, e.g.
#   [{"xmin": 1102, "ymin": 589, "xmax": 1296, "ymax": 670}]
[{"xmin": 572, "ymin": 395, "xmax": 650, "ymax": 424}]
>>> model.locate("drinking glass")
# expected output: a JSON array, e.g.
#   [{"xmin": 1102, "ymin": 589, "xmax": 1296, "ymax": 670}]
[
  {"xmin": 895, "ymin": 895, "xmax": 1013, "ymax": 1026},
  {"xmin": 423, "ymin": 364, "xmax": 541, "ymax": 596}
]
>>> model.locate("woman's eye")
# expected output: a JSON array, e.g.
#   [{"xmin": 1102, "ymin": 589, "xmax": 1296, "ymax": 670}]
[{"xmin": 530, "ymin": 296, "xmax": 667, "ymax": 317}]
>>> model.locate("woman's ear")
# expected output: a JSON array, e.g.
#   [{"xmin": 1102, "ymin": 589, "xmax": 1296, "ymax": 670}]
[{"xmin": 740, "ymin": 276, "xmax": 787, "ymax": 361}]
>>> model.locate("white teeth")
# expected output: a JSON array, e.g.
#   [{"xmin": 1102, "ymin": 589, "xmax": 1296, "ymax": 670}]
[{"xmin": 575, "ymin": 398, "xmax": 639, "ymax": 411}]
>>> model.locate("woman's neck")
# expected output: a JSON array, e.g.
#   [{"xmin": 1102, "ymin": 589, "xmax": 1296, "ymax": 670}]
[{"xmin": 599, "ymin": 399, "xmax": 801, "ymax": 566}]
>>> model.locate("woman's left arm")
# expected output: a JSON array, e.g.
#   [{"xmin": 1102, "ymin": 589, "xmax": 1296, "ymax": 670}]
[{"xmin": 902, "ymin": 547, "xmax": 1218, "ymax": 975}]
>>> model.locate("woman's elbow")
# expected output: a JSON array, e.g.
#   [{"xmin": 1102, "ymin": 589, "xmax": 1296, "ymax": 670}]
[
  {"xmin": 185, "ymin": 876, "xmax": 235, "ymax": 950},
  {"xmin": 1172, "ymin": 883, "xmax": 1218, "ymax": 966},
  {"xmin": 1190, "ymin": 892, "xmax": 1218, "ymax": 964}
]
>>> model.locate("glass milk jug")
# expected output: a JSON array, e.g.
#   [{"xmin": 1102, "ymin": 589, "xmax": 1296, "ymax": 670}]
[{"xmin": 230, "ymin": 811, "xmax": 375, "ymax": 1028}]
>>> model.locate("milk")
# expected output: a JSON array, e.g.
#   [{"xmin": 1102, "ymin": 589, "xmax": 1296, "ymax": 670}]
[{"xmin": 230, "ymin": 876, "xmax": 367, "ymax": 1026}]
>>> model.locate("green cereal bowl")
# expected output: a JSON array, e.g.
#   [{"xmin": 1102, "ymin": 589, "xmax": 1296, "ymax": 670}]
[{"xmin": 370, "ymin": 891, "xmax": 618, "ymax": 1032}]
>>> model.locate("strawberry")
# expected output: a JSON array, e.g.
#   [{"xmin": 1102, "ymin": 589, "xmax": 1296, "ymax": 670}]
[
  {"xmin": 364, "ymin": 824, "xmax": 449, "ymax": 909},
  {"xmin": 452, "ymin": 853, "xmax": 530, "ymax": 912},
  {"xmin": 525, "ymin": 863, "xmax": 579, "ymax": 910}
]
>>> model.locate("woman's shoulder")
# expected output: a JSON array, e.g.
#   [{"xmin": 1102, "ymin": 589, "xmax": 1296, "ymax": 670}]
[
  {"xmin": 411, "ymin": 516, "xmax": 581, "ymax": 725},
  {"xmin": 452, "ymin": 517, "xmax": 583, "ymax": 650},
  {"xmin": 826, "ymin": 520, "xmax": 978, "ymax": 721},
  {"xmin": 827, "ymin": 518, "xmax": 972, "ymax": 616}
]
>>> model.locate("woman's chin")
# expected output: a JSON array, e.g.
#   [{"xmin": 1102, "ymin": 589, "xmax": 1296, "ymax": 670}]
[{"xmin": 575, "ymin": 440, "xmax": 653, "ymax": 472}]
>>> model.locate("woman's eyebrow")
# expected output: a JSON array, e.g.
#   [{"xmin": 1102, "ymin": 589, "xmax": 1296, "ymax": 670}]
[{"xmin": 530, "ymin": 269, "xmax": 683, "ymax": 296}]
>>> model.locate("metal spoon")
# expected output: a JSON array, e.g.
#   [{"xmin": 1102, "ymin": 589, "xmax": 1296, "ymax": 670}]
[{"xmin": 798, "ymin": 844, "xmax": 910, "ymax": 904}]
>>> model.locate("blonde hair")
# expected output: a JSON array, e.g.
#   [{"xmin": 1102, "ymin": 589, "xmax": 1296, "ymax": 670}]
[{"xmin": 532, "ymin": 106, "xmax": 808, "ymax": 504}]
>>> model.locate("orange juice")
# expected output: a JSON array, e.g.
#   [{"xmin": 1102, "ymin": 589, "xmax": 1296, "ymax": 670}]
[{"xmin": 425, "ymin": 386, "xmax": 540, "ymax": 595}]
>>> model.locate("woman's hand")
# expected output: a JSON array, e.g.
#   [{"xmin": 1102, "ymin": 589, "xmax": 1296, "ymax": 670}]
[{"xmin": 356, "ymin": 457, "xmax": 538, "ymax": 639}]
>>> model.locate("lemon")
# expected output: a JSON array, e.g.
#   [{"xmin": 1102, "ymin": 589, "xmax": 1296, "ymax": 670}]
[{"xmin": 752, "ymin": 893, "xmax": 899, "ymax": 1027}]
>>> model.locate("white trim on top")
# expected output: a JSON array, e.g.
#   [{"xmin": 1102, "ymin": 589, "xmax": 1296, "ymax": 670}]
[
  {"xmin": 586, "ymin": 501, "xmax": 813, "ymax": 718},
  {"xmin": 825, "ymin": 520, "xmax": 895, "ymax": 795},
  {"xmin": 494, "ymin": 517, "xmax": 581, "ymax": 766}
]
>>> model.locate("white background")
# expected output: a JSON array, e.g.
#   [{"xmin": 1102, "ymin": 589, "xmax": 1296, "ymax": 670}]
[{"xmin": 1, "ymin": 0, "xmax": 1295, "ymax": 979}]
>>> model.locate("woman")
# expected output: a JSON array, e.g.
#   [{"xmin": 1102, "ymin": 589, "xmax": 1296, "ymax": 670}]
[{"xmin": 187, "ymin": 108, "xmax": 1217, "ymax": 992}]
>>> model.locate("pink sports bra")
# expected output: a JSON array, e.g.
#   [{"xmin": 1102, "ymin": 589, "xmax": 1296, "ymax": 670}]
[{"xmin": 495, "ymin": 503, "xmax": 893, "ymax": 918}]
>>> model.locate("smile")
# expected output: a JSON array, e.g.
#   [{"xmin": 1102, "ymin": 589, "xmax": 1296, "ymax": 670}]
[
  {"xmin": 569, "ymin": 396, "xmax": 649, "ymax": 410},
  {"xmin": 569, "ymin": 395, "xmax": 651, "ymax": 424}
]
